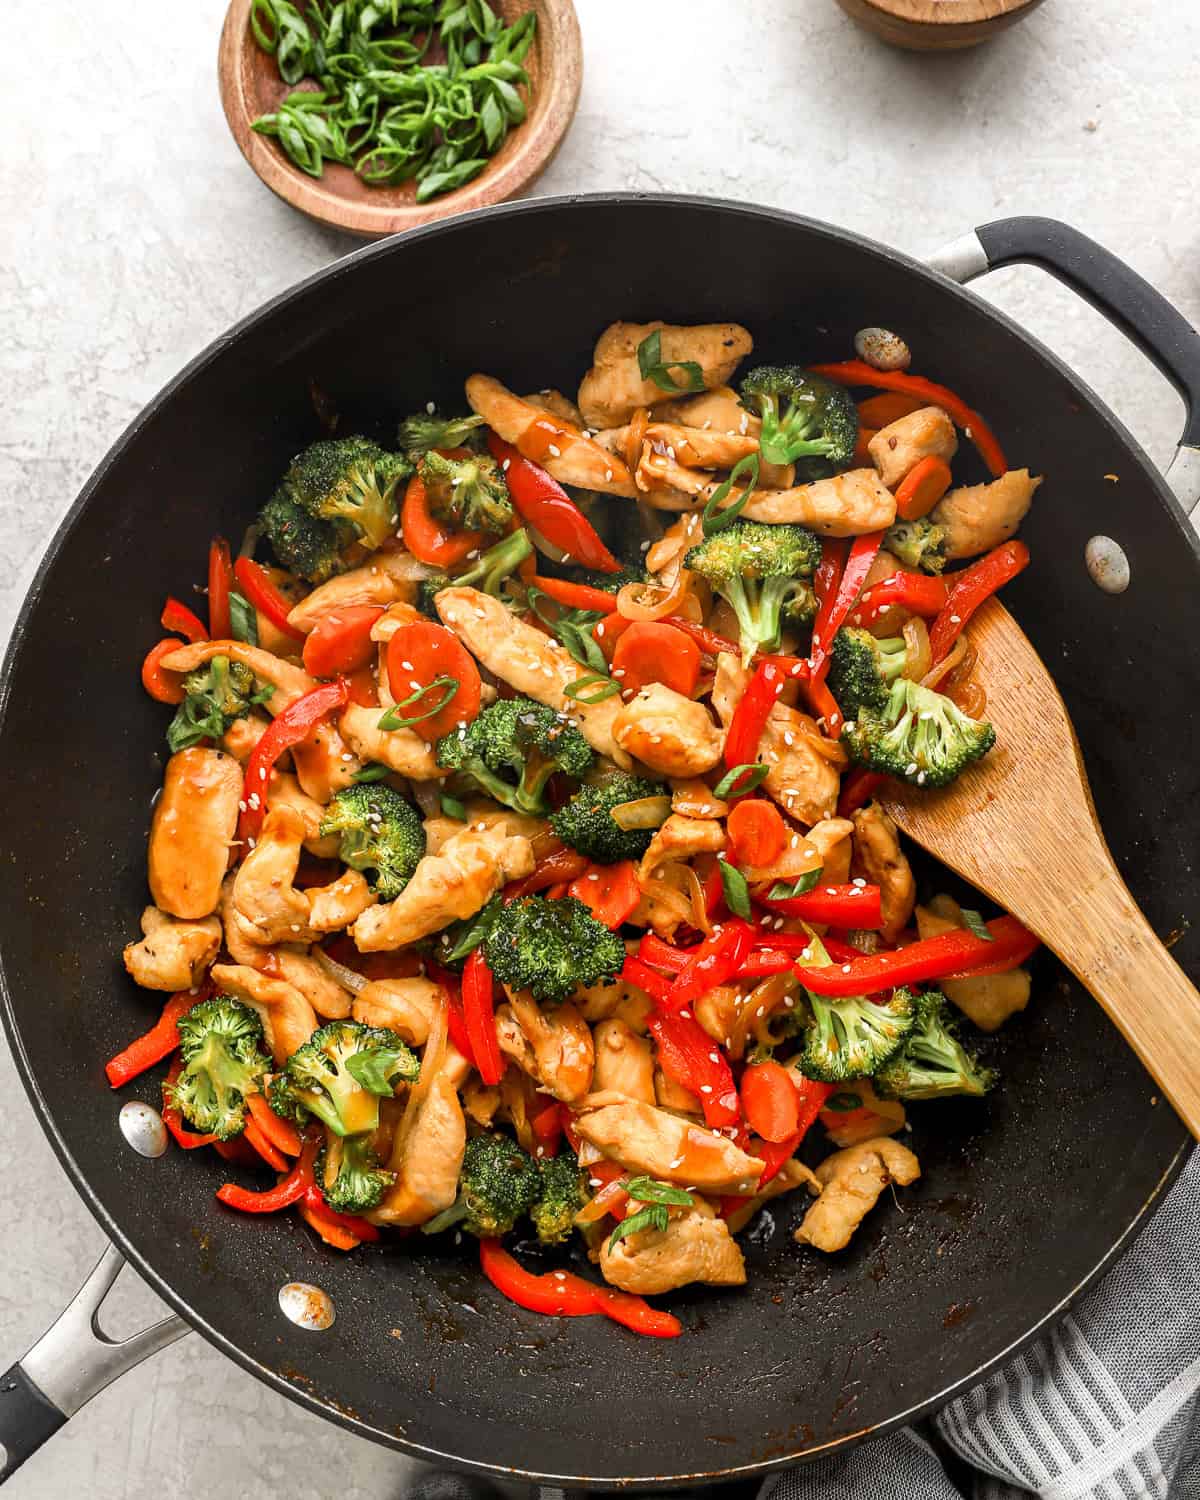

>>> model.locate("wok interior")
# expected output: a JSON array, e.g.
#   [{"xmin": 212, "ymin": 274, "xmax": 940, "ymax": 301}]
[{"xmin": 0, "ymin": 198, "xmax": 1193, "ymax": 1484}]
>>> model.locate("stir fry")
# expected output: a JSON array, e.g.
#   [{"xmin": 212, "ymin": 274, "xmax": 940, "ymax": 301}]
[{"xmin": 116, "ymin": 320, "xmax": 1043, "ymax": 1337}]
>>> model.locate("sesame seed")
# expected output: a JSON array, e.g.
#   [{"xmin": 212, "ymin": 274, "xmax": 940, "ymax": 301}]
[
  {"xmin": 604, "ymin": 468, "xmax": 613, "ymax": 481},
  {"xmin": 502, "ymin": 458, "xmax": 511, "ymax": 471},
  {"xmin": 548, "ymin": 444, "xmax": 561, "ymax": 457},
  {"xmin": 426, "ymin": 401, "xmax": 435, "ymax": 414},
  {"xmin": 841, "ymin": 964, "xmax": 852, "ymax": 974},
  {"xmin": 852, "ymin": 877, "xmax": 866, "ymax": 887},
  {"xmin": 700, "ymin": 1084, "xmax": 713, "ymax": 1094}
]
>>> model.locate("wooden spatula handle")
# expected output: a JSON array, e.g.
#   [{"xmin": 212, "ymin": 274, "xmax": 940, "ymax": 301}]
[{"xmin": 1036, "ymin": 877, "xmax": 1200, "ymax": 1139}]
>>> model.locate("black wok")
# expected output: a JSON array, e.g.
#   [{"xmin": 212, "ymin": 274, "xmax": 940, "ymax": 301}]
[{"xmin": 2, "ymin": 197, "xmax": 1199, "ymax": 1490}]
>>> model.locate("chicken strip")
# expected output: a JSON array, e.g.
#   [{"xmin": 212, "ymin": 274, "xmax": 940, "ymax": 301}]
[
  {"xmin": 804, "ymin": 817, "xmax": 855, "ymax": 885},
  {"xmin": 654, "ymin": 1067, "xmax": 702, "ymax": 1114},
  {"xmin": 149, "ymin": 748, "xmax": 242, "ymax": 920},
  {"xmin": 737, "ymin": 470, "xmax": 896, "ymax": 535},
  {"xmin": 868, "ymin": 406, "xmax": 957, "ymax": 490},
  {"xmin": 639, "ymin": 813, "xmax": 725, "ymax": 885},
  {"xmin": 851, "ymin": 804, "xmax": 915, "ymax": 942},
  {"xmin": 372, "ymin": 1073, "xmax": 466, "ymax": 1226},
  {"xmin": 436, "ymin": 588, "xmax": 630, "ymax": 766},
  {"xmin": 307, "ymin": 870, "xmax": 375, "ymax": 932},
  {"xmin": 932, "ymin": 469, "xmax": 1041, "ymax": 561},
  {"xmin": 658, "ymin": 386, "xmax": 794, "ymax": 487},
  {"xmin": 123, "ymin": 907, "xmax": 220, "ymax": 992},
  {"xmin": 272, "ymin": 948, "xmax": 352, "ymax": 1020},
  {"xmin": 506, "ymin": 992, "xmax": 594, "ymax": 1103},
  {"xmin": 465, "ymin": 374, "xmax": 637, "ymax": 498},
  {"xmin": 577, "ymin": 322, "xmax": 753, "ymax": 430},
  {"xmin": 591, "ymin": 1019, "xmax": 656, "ymax": 1104},
  {"xmin": 574, "ymin": 1097, "xmax": 762, "ymax": 1194},
  {"xmin": 916, "ymin": 896, "xmax": 1031, "ymax": 1031},
  {"xmin": 351, "ymin": 823, "xmax": 533, "ymax": 951},
  {"xmin": 338, "ymin": 702, "xmax": 442, "ymax": 780},
  {"xmin": 352, "ymin": 978, "xmax": 444, "ymax": 1043},
  {"xmin": 524, "ymin": 387, "xmax": 584, "ymax": 427},
  {"xmin": 495, "ymin": 1003, "xmax": 539, "ymax": 1077},
  {"xmin": 268, "ymin": 771, "xmax": 341, "ymax": 858},
  {"xmin": 599, "ymin": 1207, "xmax": 746, "ymax": 1295},
  {"xmin": 286, "ymin": 551, "xmax": 425, "ymax": 632},
  {"xmin": 210, "ymin": 962, "xmax": 317, "ymax": 1065},
  {"xmin": 222, "ymin": 712, "xmax": 270, "ymax": 764},
  {"xmin": 219, "ymin": 874, "xmax": 271, "ymax": 966},
  {"xmin": 232, "ymin": 807, "xmax": 317, "ymax": 943},
  {"xmin": 613, "ymin": 684, "xmax": 723, "ymax": 777},
  {"xmin": 423, "ymin": 802, "xmax": 546, "ymax": 855},
  {"xmin": 572, "ymin": 975, "xmax": 653, "ymax": 1032},
  {"xmin": 795, "ymin": 1137, "xmax": 921, "ymax": 1253}
]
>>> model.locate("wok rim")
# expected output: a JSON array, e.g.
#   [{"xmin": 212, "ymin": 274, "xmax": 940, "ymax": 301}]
[{"xmin": 0, "ymin": 191, "xmax": 1192, "ymax": 1487}]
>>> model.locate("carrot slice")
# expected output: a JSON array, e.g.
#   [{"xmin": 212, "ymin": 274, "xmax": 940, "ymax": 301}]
[
  {"xmin": 611, "ymin": 621, "xmax": 701, "ymax": 696},
  {"xmin": 894, "ymin": 455, "xmax": 953, "ymax": 521},
  {"xmin": 726, "ymin": 798, "xmax": 785, "ymax": 868},
  {"xmin": 385, "ymin": 621, "xmax": 481, "ymax": 740}
]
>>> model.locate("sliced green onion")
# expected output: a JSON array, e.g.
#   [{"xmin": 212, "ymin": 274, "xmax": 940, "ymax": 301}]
[
  {"xmin": 719, "ymin": 861, "xmax": 752, "ymax": 919},
  {"xmin": 701, "ymin": 452, "xmax": 760, "ymax": 537},
  {"xmin": 352, "ymin": 763, "xmax": 392, "ymax": 783},
  {"xmin": 712, "ymin": 763, "xmax": 768, "ymax": 799},
  {"xmin": 960, "ymin": 907, "xmax": 994, "ymax": 942},
  {"xmin": 823, "ymin": 1091, "xmax": 864, "ymax": 1113},
  {"xmin": 636, "ymin": 331, "xmax": 704, "ymax": 395},
  {"xmin": 228, "ymin": 591, "xmax": 258, "ymax": 645},
  {"xmin": 564, "ymin": 673, "xmax": 620, "ymax": 704},
  {"xmin": 624, "ymin": 1176, "xmax": 694, "ymax": 1208},
  {"xmin": 440, "ymin": 793, "xmax": 468, "ymax": 820},
  {"xmin": 767, "ymin": 866, "xmax": 823, "ymax": 900},
  {"xmin": 605, "ymin": 1202, "xmax": 669, "ymax": 1249},
  {"xmin": 377, "ymin": 675, "xmax": 457, "ymax": 730}
]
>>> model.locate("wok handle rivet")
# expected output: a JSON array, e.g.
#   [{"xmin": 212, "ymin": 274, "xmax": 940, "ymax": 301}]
[{"xmin": 1085, "ymin": 535, "xmax": 1130, "ymax": 594}]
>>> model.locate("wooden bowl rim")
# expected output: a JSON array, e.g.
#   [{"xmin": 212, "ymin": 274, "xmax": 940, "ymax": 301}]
[
  {"xmin": 217, "ymin": 0, "xmax": 582, "ymax": 239},
  {"xmin": 849, "ymin": 0, "xmax": 1040, "ymax": 23}
]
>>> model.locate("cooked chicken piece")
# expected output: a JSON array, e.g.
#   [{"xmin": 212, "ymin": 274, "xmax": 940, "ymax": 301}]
[
  {"xmin": 507, "ymin": 992, "xmax": 594, "ymax": 1103},
  {"xmin": 711, "ymin": 655, "xmax": 841, "ymax": 827},
  {"xmin": 640, "ymin": 814, "xmax": 725, "ymax": 885},
  {"xmin": 722, "ymin": 1158, "xmax": 821, "ymax": 1235},
  {"xmin": 635, "ymin": 446, "xmax": 709, "ymax": 499},
  {"xmin": 658, "ymin": 386, "xmax": 795, "ymax": 487},
  {"xmin": 495, "ymin": 1002, "xmax": 538, "ymax": 1077},
  {"xmin": 868, "ymin": 406, "xmax": 958, "ymax": 490},
  {"xmin": 436, "ymin": 588, "xmax": 630, "ymax": 766},
  {"xmin": 149, "ymin": 748, "xmax": 242, "ymax": 920},
  {"xmin": 916, "ymin": 896, "xmax": 1032, "ymax": 1030},
  {"xmin": 463, "ymin": 1077, "xmax": 501, "ymax": 1126},
  {"xmin": 572, "ymin": 975, "xmax": 653, "ymax": 1032},
  {"xmin": 353, "ymin": 977, "xmax": 444, "ymax": 1043},
  {"xmin": 232, "ymin": 807, "xmax": 316, "ymax": 944},
  {"xmin": 577, "ymin": 322, "xmax": 753, "ymax": 430},
  {"xmin": 123, "ymin": 907, "xmax": 221, "ymax": 991},
  {"xmin": 804, "ymin": 817, "xmax": 855, "ymax": 886},
  {"xmin": 574, "ymin": 1097, "xmax": 762, "ymax": 1194},
  {"xmin": 693, "ymin": 984, "xmax": 741, "ymax": 1051},
  {"xmin": 628, "ymin": 860, "xmax": 707, "ymax": 942},
  {"xmin": 737, "ymin": 470, "xmax": 897, "ymax": 536},
  {"xmin": 591, "ymin": 1018, "xmax": 656, "ymax": 1104},
  {"xmin": 465, "ymin": 374, "xmax": 637, "ymax": 498},
  {"xmin": 613, "ymin": 684, "xmax": 723, "ymax": 777},
  {"xmin": 352, "ymin": 823, "xmax": 533, "ymax": 951},
  {"xmin": 222, "ymin": 712, "xmax": 270, "ymax": 764},
  {"xmin": 289, "ymin": 726, "xmax": 362, "ymax": 804},
  {"xmin": 646, "ymin": 421, "xmax": 760, "ymax": 472},
  {"xmin": 422, "ymin": 802, "xmax": 546, "ymax": 855},
  {"xmin": 524, "ymin": 387, "xmax": 584, "ymax": 427},
  {"xmin": 307, "ymin": 870, "xmax": 375, "ymax": 932},
  {"xmin": 795, "ymin": 1137, "xmax": 921, "ymax": 1252},
  {"xmin": 219, "ymin": 874, "xmax": 271, "ymax": 966},
  {"xmin": 272, "ymin": 948, "xmax": 352, "ymax": 1020},
  {"xmin": 338, "ymin": 702, "xmax": 442, "ymax": 780},
  {"xmin": 851, "ymin": 804, "xmax": 915, "ymax": 942},
  {"xmin": 671, "ymin": 779, "xmax": 729, "ymax": 820},
  {"xmin": 817, "ymin": 1079, "xmax": 906, "ymax": 1149},
  {"xmin": 286, "ymin": 551, "xmax": 425, "ymax": 632},
  {"xmin": 372, "ymin": 1073, "xmax": 466, "ymax": 1226},
  {"xmin": 599, "ymin": 1207, "xmax": 746, "ymax": 1294},
  {"xmin": 210, "ymin": 962, "xmax": 318, "ymax": 1065},
  {"xmin": 367, "ymin": 601, "xmax": 426, "ymax": 642},
  {"xmin": 932, "ymin": 469, "xmax": 1041, "ymax": 560},
  {"xmin": 268, "ymin": 771, "xmax": 340, "ymax": 858},
  {"xmin": 654, "ymin": 1067, "xmax": 702, "ymax": 1115}
]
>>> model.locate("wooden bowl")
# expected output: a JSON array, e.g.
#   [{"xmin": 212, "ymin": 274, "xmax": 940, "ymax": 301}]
[
  {"xmin": 218, "ymin": 0, "xmax": 582, "ymax": 238},
  {"xmin": 833, "ymin": 0, "xmax": 1046, "ymax": 50}
]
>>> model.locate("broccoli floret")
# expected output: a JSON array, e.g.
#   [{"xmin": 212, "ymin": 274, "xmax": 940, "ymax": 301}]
[
  {"xmin": 166, "ymin": 656, "xmax": 267, "ymax": 753},
  {"xmin": 270, "ymin": 1021, "xmax": 419, "ymax": 1137},
  {"xmin": 319, "ymin": 784, "xmax": 425, "ymax": 901},
  {"xmin": 827, "ymin": 628, "xmax": 909, "ymax": 719},
  {"xmin": 260, "ymin": 487, "xmax": 346, "ymax": 584},
  {"xmin": 549, "ymin": 770, "xmax": 666, "ymax": 864},
  {"xmin": 571, "ymin": 564, "xmax": 647, "ymax": 594},
  {"xmin": 315, "ymin": 1130, "xmax": 395, "ymax": 1213},
  {"xmin": 740, "ymin": 366, "xmax": 858, "ymax": 469},
  {"xmin": 483, "ymin": 895, "xmax": 625, "ymax": 1005},
  {"xmin": 419, "ymin": 449, "xmax": 513, "ymax": 536},
  {"xmin": 167, "ymin": 996, "xmax": 270, "ymax": 1139},
  {"xmin": 885, "ymin": 519, "xmax": 947, "ymax": 575},
  {"xmin": 874, "ymin": 990, "xmax": 996, "ymax": 1100},
  {"xmin": 685, "ymin": 520, "xmax": 823, "ymax": 665},
  {"xmin": 398, "ymin": 410, "xmax": 487, "ymax": 457},
  {"xmin": 800, "ymin": 989, "xmax": 916, "ymax": 1083},
  {"xmin": 423, "ymin": 1131, "xmax": 543, "ymax": 1237},
  {"xmin": 842, "ymin": 678, "xmax": 996, "ymax": 790},
  {"xmin": 281, "ymin": 436, "xmax": 411, "ymax": 552},
  {"xmin": 531, "ymin": 1151, "xmax": 587, "ymax": 1244},
  {"xmin": 436, "ymin": 697, "xmax": 594, "ymax": 815},
  {"xmin": 418, "ymin": 528, "xmax": 533, "ymax": 615}
]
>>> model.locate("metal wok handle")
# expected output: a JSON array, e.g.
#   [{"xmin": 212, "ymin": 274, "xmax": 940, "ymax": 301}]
[
  {"xmin": 926, "ymin": 215, "xmax": 1200, "ymax": 520},
  {"xmin": 0, "ymin": 1244, "xmax": 188, "ymax": 1484}
]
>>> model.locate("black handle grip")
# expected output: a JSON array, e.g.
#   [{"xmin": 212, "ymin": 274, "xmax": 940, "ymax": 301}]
[
  {"xmin": 0, "ymin": 1363, "xmax": 66, "ymax": 1484},
  {"xmin": 976, "ymin": 216, "xmax": 1200, "ymax": 448}
]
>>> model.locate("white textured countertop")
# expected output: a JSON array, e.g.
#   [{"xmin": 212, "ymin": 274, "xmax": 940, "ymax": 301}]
[{"xmin": 2, "ymin": 2, "xmax": 1198, "ymax": 1495}]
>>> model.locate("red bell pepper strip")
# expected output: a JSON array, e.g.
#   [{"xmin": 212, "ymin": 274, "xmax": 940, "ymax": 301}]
[
  {"xmin": 246, "ymin": 1093, "xmax": 302, "ymax": 1156},
  {"xmin": 462, "ymin": 950, "xmax": 504, "ymax": 1085},
  {"xmin": 667, "ymin": 921, "xmax": 755, "ymax": 1008},
  {"xmin": 559, "ymin": 1104, "xmax": 583, "ymax": 1156},
  {"xmin": 621, "ymin": 955, "xmax": 675, "ymax": 1006},
  {"xmin": 928, "ymin": 540, "xmax": 1031, "ymax": 664},
  {"xmin": 796, "ymin": 914, "xmax": 1038, "ymax": 996},
  {"xmin": 847, "ymin": 571, "xmax": 948, "ymax": 630},
  {"xmin": 590, "ymin": 1287, "xmax": 683, "ymax": 1339},
  {"xmin": 807, "ymin": 538, "xmax": 846, "ymax": 667},
  {"xmin": 160, "ymin": 1056, "xmax": 217, "ymax": 1148},
  {"xmin": 488, "ymin": 435, "xmax": 621, "ymax": 573},
  {"xmin": 401, "ymin": 468, "xmax": 487, "ymax": 567},
  {"xmin": 805, "ymin": 674, "xmax": 845, "ymax": 738},
  {"xmin": 529, "ymin": 575, "xmax": 619, "ymax": 614},
  {"xmin": 530, "ymin": 1101, "xmax": 564, "ymax": 1156},
  {"xmin": 637, "ymin": 933, "xmax": 692, "ymax": 973},
  {"xmin": 663, "ymin": 616, "xmax": 809, "ymax": 679},
  {"xmin": 737, "ymin": 950, "xmax": 794, "ymax": 979},
  {"xmin": 568, "ymin": 860, "xmax": 641, "ymax": 929},
  {"xmin": 724, "ymin": 660, "xmax": 788, "ymax": 787},
  {"xmin": 232, "ymin": 557, "xmax": 306, "ymax": 641},
  {"xmin": 160, "ymin": 596, "xmax": 208, "ymax": 644},
  {"xmin": 505, "ymin": 846, "xmax": 590, "ymax": 899},
  {"xmin": 105, "ymin": 986, "xmax": 207, "ymax": 1088},
  {"xmin": 838, "ymin": 768, "xmax": 886, "ymax": 818},
  {"xmin": 753, "ymin": 1078, "xmax": 838, "ymax": 1187},
  {"xmin": 141, "ymin": 638, "xmax": 188, "ymax": 705},
  {"xmin": 302, "ymin": 1185, "xmax": 381, "ymax": 1246},
  {"xmin": 741, "ymin": 1060, "xmax": 801, "ymax": 1142},
  {"xmin": 808, "ymin": 360, "xmax": 1008, "ymax": 478},
  {"xmin": 212, "ymin": 1135, "xmax": 259, "ymax": 1165},
  {"xmin": 479, "ymin": 1240, "xmax": 602, "ymax": 1316},
  {"xmin": 809, "ymin": 532, "xmax": 884, "ymax": 682},
  {"xmin": 238, "ymin": 678, "xmax": 350, "ymax": 844},
  {"xmin": 944, "ymin": 944, "xmax": 1041, "ymax": 980},
  {"xmin": 759, "ymin": 882, "xmax": 883, "ymax": 930},
  {"xmin": 647, "ymin": 1010, "xmax": 740, "ymax": 1129},
  {"xmin": 244, "ymin": 1118, "xmax": 289, "ymax": 1172},
  {"xmin": 216, "ymin": 1134, "xmax": 319, "ymax": 1213},
  {"xmin": 702, "ymin": 862, "xmax": 727, "ymax": 919},
  {"xmin": 208, "ymin": 537, "xmax": 234, "ymax": 641}
]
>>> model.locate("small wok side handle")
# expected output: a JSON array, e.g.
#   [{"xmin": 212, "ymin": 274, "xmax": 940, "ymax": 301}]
[
  {"xmin": 0, "ymin": 1243, "xmax": 188, "ymax": 1485},
  {"xmin": 925, "ymin": 216, "xmax": 1200, "ymax": 521}
]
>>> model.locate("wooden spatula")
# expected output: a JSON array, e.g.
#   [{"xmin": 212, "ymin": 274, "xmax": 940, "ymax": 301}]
[{"xmin": 878, "ymin": 595, "xmax": 1200, "ymax": 1140}]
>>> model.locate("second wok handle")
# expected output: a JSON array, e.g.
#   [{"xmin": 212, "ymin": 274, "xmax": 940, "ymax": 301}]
[{"xmin": 0, "ymin": 1244, "xmax": 189, "ymax": 1485}]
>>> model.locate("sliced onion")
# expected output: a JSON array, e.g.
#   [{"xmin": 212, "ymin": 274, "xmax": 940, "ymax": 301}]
[
  {"xmin": 728, "ymin": 972, "xmax": 799, "ymax": 1060},
  {"xmin": 575, "ymin": 1138, "xmax": 603, "ymax": 1168},
  {"xmin": 616, "ymin": 569, "xmax": 692, "ymax": 622},
  {"xmin": 611, "ymin": 795, "xmax": 672, "ymax": 831},
  {"xmin": 794, "ymin": 720, "xmax": 850, "ymax": 767},
  {"xmin": 922, "ymin": 635, "xmax": 968, "ymax": 692},
  {"xmin": 901, "ymin": 615, "xmax": 932, "ymax": 683},
  {"xmin": 574, "ymin": 1172, "xmax": 630, "ymax": 1225},
  {"xmin": 410, "ymin": 777, "xmax": 442, "ymax": 820},
  {"xmin": 238, "ymin": 523, "xmax": 261, "ymax": 560},
  {"xmin": 625, "ymin": 407, "xmax": 650, "ymax": 477},
  {"xmin": 950, "ymin": 678, "xmax": 987, "ymax": 717},
  {"xmin": 314, "ymin": 948, "xmax": 367, "ymax": 995}
]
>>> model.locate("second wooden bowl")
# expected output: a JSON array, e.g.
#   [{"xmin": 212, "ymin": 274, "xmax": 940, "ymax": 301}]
[
  {"xmin": 834, "ymin": 0, "xmax": 1047, "ymax": 50},
  {"xmin": 218, "ymin": 0, "xmax": 582, "ymax": 238}
]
